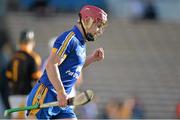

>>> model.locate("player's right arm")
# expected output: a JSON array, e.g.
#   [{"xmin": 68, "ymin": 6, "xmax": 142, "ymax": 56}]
[
  {"xmin": 46, "ymin": 50, "xmax": 68, "ymax": 107},
  {"xmin": 46, "ymin": 32, "xmax": 75, "ymax": 107}
]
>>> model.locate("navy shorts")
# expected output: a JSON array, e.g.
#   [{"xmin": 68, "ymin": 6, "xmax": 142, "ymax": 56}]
[{"xmin": 26, "ymin": 82, "xmax": 76, "ymax": 119}]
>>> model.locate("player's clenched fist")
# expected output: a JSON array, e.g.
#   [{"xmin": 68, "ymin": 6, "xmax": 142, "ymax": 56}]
[
  {"xmin": 92, "ymin": 47, "xmax": 104, "ymax": 62},
  {"xmin": 57, "ymin": 90, "xmax": 68, "ymax": 107}
]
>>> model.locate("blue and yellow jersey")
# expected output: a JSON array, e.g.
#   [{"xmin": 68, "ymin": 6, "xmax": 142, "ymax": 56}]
[{"xmin": 39, "ymin": 26, "xmax": 86, "ymax": 94}]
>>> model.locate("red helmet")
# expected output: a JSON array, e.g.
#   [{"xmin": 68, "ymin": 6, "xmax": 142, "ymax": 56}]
[{"xmin": 80, "ymin": 5, "xmax": 107, "ymax": 24}]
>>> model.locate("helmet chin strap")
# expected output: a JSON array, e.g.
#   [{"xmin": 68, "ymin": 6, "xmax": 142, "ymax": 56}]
[{"xmin": 78, "ymin": 13, "xmax": 95, "ymax": 42}]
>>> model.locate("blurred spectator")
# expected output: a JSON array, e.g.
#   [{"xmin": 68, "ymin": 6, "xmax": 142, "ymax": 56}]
[
  {"xmin": 119, "ymin": 97, "xmax": 135, "ymax": 119},
  {"xmin": 129, "ymin": 0, "xmax": 144, "ymax": 22},
  {"xmin": 0, "ymin": 58, "xmax": 9, "ymax": 119},
  {"xmin": 176, "ymin": 100, "xmax": 180, "ymax": 119},
  {"xmin": 0, "ymin": 17, "xmax": 15, "ymax": 119},
  {"xmin": 143, "ymin": 0, "xmax": 158, "ymax": 20},
  {"xmin": 131, "ymin": 96, "xmax": 145, "ymax": 119},
  {"xmin": 0, "ymin": 17, "xmax": 16, "ymax": 59},
  {"xmin": 118, "ymin": 96, "xmax": 145, "ymax": 119},
  {"xmin": 6, "ymin": 29, "xmax": 42, "ymax": 118},
  {"xmin": 103, "ymin": 97, "xmax": 123, "ymax": 119},
  {"xmin": 102, "ymin": 96, "xmax": 144, "ymax": 119},
  {"xmin": 0, "ymin": 64, "xmax": 10, "ymax": 119},
  {"xmin": 129, "ymin": 0, "xmax": 158, "ymax": 22}
]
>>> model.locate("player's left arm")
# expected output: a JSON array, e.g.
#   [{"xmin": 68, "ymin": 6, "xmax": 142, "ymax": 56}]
[{"xmin": 83, "ymin": 47, "xmax": 104, "ymax": 68}]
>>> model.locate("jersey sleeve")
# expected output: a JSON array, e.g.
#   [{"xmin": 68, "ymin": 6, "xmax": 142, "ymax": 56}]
[{"xmin": 52, "ymin": 31, "xmax": 76, "ymax": 59}]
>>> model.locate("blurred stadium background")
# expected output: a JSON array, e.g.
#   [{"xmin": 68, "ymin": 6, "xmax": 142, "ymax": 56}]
[{"xmin": 0, "ymin": 0, "xmax": 180, "ymax": 119}]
